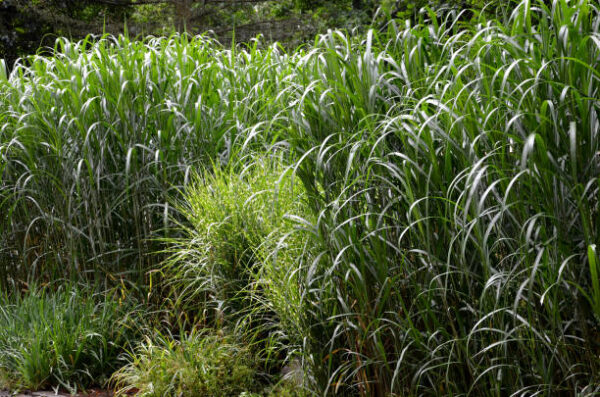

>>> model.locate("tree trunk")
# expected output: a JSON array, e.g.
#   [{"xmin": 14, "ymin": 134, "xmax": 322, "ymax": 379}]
[{"xmin": 174, "ymin": 0, "xmax": 193, "ymax": 31}]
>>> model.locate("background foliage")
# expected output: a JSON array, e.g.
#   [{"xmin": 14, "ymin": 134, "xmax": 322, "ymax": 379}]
[{"xmin": 1, "ymin": 0, "xmax": 509, "ymax": 66}]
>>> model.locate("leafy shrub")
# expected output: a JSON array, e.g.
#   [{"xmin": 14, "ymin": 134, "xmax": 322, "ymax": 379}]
[
  {"xmin": 111, "ymin": 330, "xmax": 258, "ymax": 397},
  {"xmin": 0, "ymin": 285, "xmax": 141, "ymax": 392}
]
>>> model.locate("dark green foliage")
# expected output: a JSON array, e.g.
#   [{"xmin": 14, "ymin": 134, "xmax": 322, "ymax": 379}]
[
  {"xmin": 0, "ymin": 0, "xmax": 375, "ymax": 67},
  {"xmin": 0, "ymin": 0, "xmax": 130, "ymax": 67}
]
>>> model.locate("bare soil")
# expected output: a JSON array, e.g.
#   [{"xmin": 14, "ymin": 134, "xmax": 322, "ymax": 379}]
[{"xmin": 0, "ymin": 391, "xmax": 113, "ymax": 397}]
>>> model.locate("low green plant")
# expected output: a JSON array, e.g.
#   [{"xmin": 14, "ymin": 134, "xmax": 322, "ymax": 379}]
[
  {"xmin": 111, "ymin": 330, "xmax": 259, "ymax": 397},
  {"xmin": 0, "ymin": 285, "xmax": 142, "ymax": 393}
]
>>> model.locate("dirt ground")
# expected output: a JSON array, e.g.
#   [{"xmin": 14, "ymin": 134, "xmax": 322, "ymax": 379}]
[{"xmin": 0, "ymin": 391, "xmax": 113, "ymax": 397}]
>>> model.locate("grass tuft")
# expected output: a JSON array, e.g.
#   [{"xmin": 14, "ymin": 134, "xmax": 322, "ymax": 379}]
[
  {"xmin": 111, "ymin": 330, "xmax": 259, "ymax": 397},
  {"xmin": 0, "ymin": 285, "xmax": 142, "ymax": 393}
]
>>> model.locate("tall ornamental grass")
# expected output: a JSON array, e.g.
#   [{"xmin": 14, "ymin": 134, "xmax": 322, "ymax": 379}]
[
  {"xmin": 0, "ymin": 35, "xmax": 293, "ymax": 287},
  {"xmin": 278, "ymin": 1, "xmax": 600, "ymax": 395},
  {"xmin": 1, "ymin": 0, "xmax": 599, "ymax": 395}
]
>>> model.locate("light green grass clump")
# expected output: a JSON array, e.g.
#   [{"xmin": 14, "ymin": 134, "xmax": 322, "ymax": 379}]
[
  {"xmin": 163, "ymin": 159, "xmax": 307, "ymax": 334},
  {"xmin": 111, "ymin": 330, "xmax": 258, "ymax": 397}
]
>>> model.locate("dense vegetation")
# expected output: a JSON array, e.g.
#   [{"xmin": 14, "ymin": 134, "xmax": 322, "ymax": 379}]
[{"xmin": 1, "ymin": 0, "xmax": 599, "ymax": 395}]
